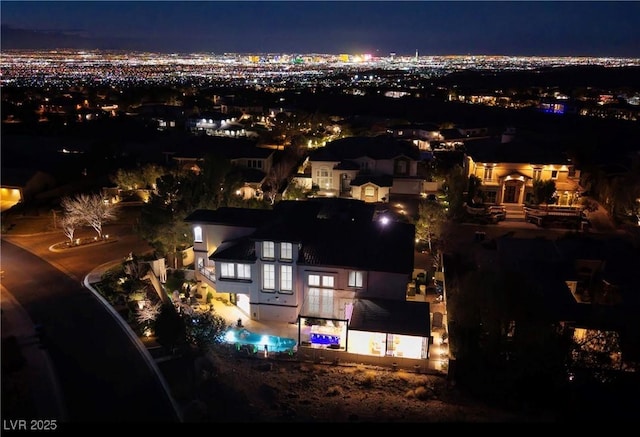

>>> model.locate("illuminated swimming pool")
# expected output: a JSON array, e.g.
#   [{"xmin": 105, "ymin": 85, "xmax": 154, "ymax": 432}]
[{"xmin": 224, "ymin": 327, "xmax": 297, "ymax": 353}]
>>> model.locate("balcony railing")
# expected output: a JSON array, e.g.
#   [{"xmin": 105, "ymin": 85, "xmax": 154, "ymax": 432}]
[{"xmin": 199, "ymin": 267, "xmax": 216, "ymax": 283}]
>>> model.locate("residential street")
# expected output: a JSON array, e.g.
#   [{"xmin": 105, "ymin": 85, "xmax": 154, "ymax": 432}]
[{"xmin": 1, "ymin": 210, "xmax": 181, "ymax": 424}]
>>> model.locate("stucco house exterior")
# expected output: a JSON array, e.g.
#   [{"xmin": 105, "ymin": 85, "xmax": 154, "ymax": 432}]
[
  {"xmin": 463, "ymin": 132, "xmax": 582, "ymax": 206},
  {"xmin": 185, "ymin": 198, "xmax": 431, "ymax": 360},
  {"xmin": 307, "ymin": 135, "xmax": 424, "ymax": 202}
]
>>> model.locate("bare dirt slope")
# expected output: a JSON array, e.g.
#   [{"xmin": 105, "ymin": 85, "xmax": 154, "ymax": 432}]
[{"xmin": 170, "ymin": 345, "xmax": 547, "ymax": 423}]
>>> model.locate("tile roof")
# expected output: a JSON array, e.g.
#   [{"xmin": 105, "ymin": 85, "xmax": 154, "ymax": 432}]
[
  {"xmin": 299, "ymin": 219, "xmax": 415, "ymax": 274},
  {"xmin": 184, "ymin": 207, "xmax": 273, "ymax": 227},
  {"xmin": 350, "ymin": 174, "xmax": 394, "ymax": 187},
  {"xmin": 190, "ymin": 199, "xmax": 413, "ymax": 275},
  {"xmin": 464, "ymin": 136, "xmax": 571, "ymax": 164},
  {"xmin": 210, "ymin": 238, "xmax": 256, "ymax": 262},
  {"xmin": 309, "ymin": 135, "xmax": 421, "ymax": 162}
]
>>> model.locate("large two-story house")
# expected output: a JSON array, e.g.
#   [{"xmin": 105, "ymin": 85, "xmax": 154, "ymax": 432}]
[
  {"xmin": 307, "ymin": 135, "xmax": 424, "ymax": 202},
  {"xmin": 462, "ymin": 130, "xmax": 582, "ymax": 206},
  {"xmin": 185, "ymin": 198, "xmax": 431, "ymax": 360}
]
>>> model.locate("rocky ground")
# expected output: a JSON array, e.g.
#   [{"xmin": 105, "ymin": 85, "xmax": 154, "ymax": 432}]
[{"xmin": 161, "ymin": 344, "xmax": 548, "ymax": 423}]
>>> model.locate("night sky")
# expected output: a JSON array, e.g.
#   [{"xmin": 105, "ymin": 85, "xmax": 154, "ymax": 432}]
[{"xmin": 1, "ymin": 1, "xmax": 639, "ymax": 57}]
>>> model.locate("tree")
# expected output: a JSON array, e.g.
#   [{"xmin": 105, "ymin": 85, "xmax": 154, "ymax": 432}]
[
  {"xmin": 443, "ymin": 164, "xmax": 468, "ymax": 220},
  {"xmin": 110, "ymin": 163, "xmax": 166, "ymax": 191},
  {"xmin": 109, "ymin": 168, "xmax": 144, "ymax": 191},
  {"xmin": 415, "ymin": 200, "xmax": 446, "ymax": 251},
  {"xmin": 60, "ymin": 213, "xmax": 83, "ymax": 245},
  {"xmin": 154, "ymin": 303, "xmax": 186, "ymax": 351},
  {"xmin": 136, "ymin": 206, "xmax": 191, "ymax": 268},
  {"xmin": 263, "ymin": 159, "xmax": 295, "ymax": 205},
  {"xmin": 282, "ymin": 179, "xmax": 309, "ymax": 200},
  {"xmin": 141, "ymin": 163, "xmax": 165, "ymax": 190},
  {"xmin": 467, "ymin": 175, "xmax": 484, "ymax": 205},
  {"xmin": 136, "ymin": 301, "xmax": 162, "ymax": 325},
  {"xmin": 532, "ymin": 179, "xmax": 557, "ymax": 206},
  {"xmin": 60, "ymin": 193, "xmax": 118, "ymax": 239},
  {"xmin": 184, "ymin": 310, "xmax": 229, "ymax": 351}
]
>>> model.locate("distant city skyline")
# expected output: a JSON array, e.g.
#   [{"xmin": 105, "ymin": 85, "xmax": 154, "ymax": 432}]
[{"xmin": 1, "ymin": 1, "xmax": 639, "ymax": 57}]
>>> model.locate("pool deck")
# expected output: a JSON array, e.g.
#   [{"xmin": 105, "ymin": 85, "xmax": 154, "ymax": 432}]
[{"xmin": 195, "ymin": 298, "xmax": 301, "ymax": 352}]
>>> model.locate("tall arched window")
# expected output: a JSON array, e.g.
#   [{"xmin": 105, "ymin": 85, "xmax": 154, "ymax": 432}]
[{"xmin": 194, "ymin": 226, "xmax": 203, "ymax": 243}]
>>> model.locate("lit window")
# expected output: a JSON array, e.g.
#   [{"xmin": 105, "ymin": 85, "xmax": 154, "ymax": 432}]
[
  {"xmin": 220, "ymin": 262, "xmax": 234, "ymax": 279},
  {"xmin": 280, "ymin": 242, "xmax": 292, "ymax": 260},
  {"xmin": 237, "ymin": 264, "xmax": 251, "ymax": 280},
  {"xmin": 280, "ymin": 265, "xmax": 292, "ymax": 291},
  {"xmin": 348, "ymin": 271, "xmax": 363, "ymax": 288},
  {"xmin": 193, "ymin": 226, "xmax": 203, "ymax": 243},
  {"xmin": 263, "ymin": 241, "xmax": 275, "ymax": 258},
  {"xmin": 484, "ymin": 166, "xmax": 493, "ymax": 180},
  {"xmin": 322, "ymin": 276, "xmax": 334, "ymax": 288},
  {"xmin": 263, "ymin": 264, "xmax": 275, "ymax": 290},
  {"xmin": 317, "ymin": 166, "xmax": 332, "ymax": 189},
  {"xmin": 308, "ymin": 274, "xmax": 320, "ymax": 286},
  {"xmin": 308, "ymin": 288, "xmax": 333, "ymax": 318},
  {"xmin": 364, "ymin": 186, "xmax": 375, "ymax": 197}
]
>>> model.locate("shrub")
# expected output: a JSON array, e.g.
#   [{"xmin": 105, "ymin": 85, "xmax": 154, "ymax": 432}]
[
  {"xmin": 413, "ymin": 385, "xmax": 433, "ymax": 400},
  {"xmin": 361, "ymin": 370, "xmax": 376, "ymax": 387},
  {"xmin": 325, "ymin": 385, "xmax": 343, "ymax": 397}
]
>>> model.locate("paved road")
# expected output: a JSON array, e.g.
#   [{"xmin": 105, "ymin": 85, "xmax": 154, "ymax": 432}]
[
  {"xmin": 3, "ymin": 222, "xmax": 154, "ymax": 282},
  {"xmin": 1, "ymin": 227, "xmax": 181, "ymax": 423}
]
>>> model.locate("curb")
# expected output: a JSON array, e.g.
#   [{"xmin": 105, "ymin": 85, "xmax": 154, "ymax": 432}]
[
  {"xmin": 49, "ymin": 239, "xmax": 119, "ymax": 253},
  {"xmin": 82, "ymin": 266, "xmax": 185, "ymax": 423}
]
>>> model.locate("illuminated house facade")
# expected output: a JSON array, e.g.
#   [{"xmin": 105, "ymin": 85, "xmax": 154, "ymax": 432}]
[
  {"xmin": 185, "ymin": 199, "xmax": 431, "ymax": 360},
  {"xmin": 307, "ymin": 135, "xmax": 424, "ymax": 202},
  {"xmin": 462, "ymin": 132, "xmax": 582, "ymax": 205}
]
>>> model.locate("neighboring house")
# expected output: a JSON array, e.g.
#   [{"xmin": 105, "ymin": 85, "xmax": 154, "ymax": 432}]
[
  {"xmin": 455, "ymin": 124, "xmax": 491, "ymax": 138},
  {"xmin": 307, "ymin": 135, "xmax": 424, "ymax": 202},
  {"xmin": 186, "ymin": 111, "xmax": 260, "ymax": 138},
  {"xmin": 185, "ymin": 198, "xmax": 431, "ymax": 360},
  {"xmin": 130, "ymin": 104, "xmax": 185, "ymax": 130},
  {"xmin": 1, "ymin": 168, "xmax": 56, "ymax": 212},
  {"xmin": 185, "ymin": 111, "xmax": 239, "ymax": 136},
  {"xmin": 437, "ymin": 128, "xmax": 468, "ymax": 150},
  {"xmin": 462, "ymin": 131, "xmax": 582, "ymax": 205},
  {"xmin": 165, "ymin": 136, "xmax": 275, "ymax": 200},
  {"xmin": 386, "ymin": 122, "xmax": 442, "ymax": 156},
  {"xmin": 495, "ymin": 236, "xmax": 640, "ymax": 372}
]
